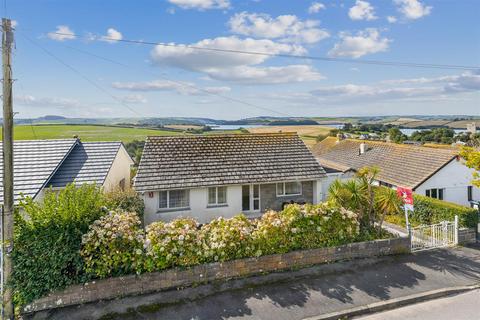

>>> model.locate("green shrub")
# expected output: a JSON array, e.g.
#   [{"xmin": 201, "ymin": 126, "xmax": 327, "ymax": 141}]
[
  {"xmin": 81, "ymin": 211, "xmax": 145, "ymax": 278},
  {"xmin": 410, "ymin": 194, "xmax": 478, "ymax": 228},
  {"xmin": 145, "ymin": 218, "xmax": 204, "ymax": 271},
  {"xmin": 105, "ymin": 188, "xmax": 145, "ymax": 223},
  {"xmin": 253, "ymin": 203, "xmax": 360, "ymax": 256},
  {"xmin": 12, "ymin": 184, "xmax": 107, "ymax": 305},
  {"xmin": 201, "ymin": 215, "xmax": 256, "ymax": 262}
]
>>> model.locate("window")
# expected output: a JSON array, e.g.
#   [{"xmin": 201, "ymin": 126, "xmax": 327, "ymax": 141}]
[
  {"xmin": 242, "ymin": 184, "xmax": 260, "ymax": 212},
  {"xmin": 119, "ymin": 178, "xmax": 126, "ymax": 191},
  {"xmin": 276, "ymin": 182, "xmax": 302, "ymax": 197},
  {"xmin": 159, "ymin": 189, "xmax": 189, "ymax": 210},
  {"xmin": 468, "ymin": 186, "xmax": 473, "ymax": 202},
  {"xmin": 425, "ymin": 188, "xmax": 444, "ymax": 200},
  {"xmin": 208, "ymin": 186, "xmax": 227, "ymax": 206}
]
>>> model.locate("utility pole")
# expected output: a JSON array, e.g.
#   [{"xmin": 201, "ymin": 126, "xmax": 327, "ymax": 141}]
[{"xmin": 2, "ymin": 17, "xmax": 14, "ymax": 320}]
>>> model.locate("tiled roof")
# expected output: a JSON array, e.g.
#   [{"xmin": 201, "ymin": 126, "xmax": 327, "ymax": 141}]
[
  {"xmin": 134, "ymin": 133, "xmax": 326, "ymax": 191},
  {"xmin": 48, "ymin": 142, "xmax": 123, "ymax": 188},
  {"xmin": 0, "ymin": 139, "xmax": 78, "ymax": 204},
  {"xmin": 312, "ymin": 137, "xmax": 457, "ymax": 189}
]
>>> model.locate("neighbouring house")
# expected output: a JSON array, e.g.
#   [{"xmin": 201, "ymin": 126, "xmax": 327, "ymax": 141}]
[
  {"xmin": 312, "ymin": 136, "xmax": 480, "ymax": 207},
  {"xmin": 0, "ymin": 139, "xmax": 133, "ymax": 205},
  {"xmin": 134, "ymin": 133, "xmax": 327, "ymax": 225}
]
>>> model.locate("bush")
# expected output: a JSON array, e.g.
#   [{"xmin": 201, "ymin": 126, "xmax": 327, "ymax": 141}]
[
  {"xmin": 410, "ymin": 194, "xmax": 478, "ymax": 228},
  {"xmin": 12, "ymin": 184, "xmax": 107, "ymax": 305},
  {"xmin": 145, "ymin": 218, "xmax": 204, "ymax": 271},
  {"xmin": 105, "ymin": 188, "xmax": 145, "ymax": 223},
  {"xmin": 81, "ymin": 211, "xmax": 145, "ymax": 278},
  {"xmin": 201, "ymin": 215, "xmax": 256, "ymax": 262},
  {"xmin": 253, "ymin": 203, "xmax": 360, "ymax": 256}
]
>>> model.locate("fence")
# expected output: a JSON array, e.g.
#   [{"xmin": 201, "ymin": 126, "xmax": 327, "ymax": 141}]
[{"xmin": 410, "ymin": 215, "xmax": 458, "ymax": 252}]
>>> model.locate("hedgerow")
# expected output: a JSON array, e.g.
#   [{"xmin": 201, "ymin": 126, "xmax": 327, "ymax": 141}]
[
  {"xmin": 12, "ymin": 184, "xmax": 107, "ymax": 306},
  {"xmin": 80, "ymin": 203, "xmax": 362, "ymax": 279}
]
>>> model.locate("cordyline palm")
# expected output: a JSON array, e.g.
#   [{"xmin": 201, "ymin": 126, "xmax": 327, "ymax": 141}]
[
  {"xmin": 375, "ymin": 187, "xmax": 402, "ymax": 234},
  {"xmin": 328, "ymin": 179, "xmax": 368, "ymax": 224},
  {"xmin": 356, "ymin": 166, "xmax": 380, "ymax": 227}
]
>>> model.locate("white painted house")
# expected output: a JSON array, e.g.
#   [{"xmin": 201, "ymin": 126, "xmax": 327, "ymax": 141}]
[
  {"xmin": 312, "ymin": 137, "xmax": 480, "ymax": 207},
  {"xmin": 0, "ymin": 139, "xmax": 133, "ymax": 205},
  {"xmin": 134, "ymin": 133, "xmax": 328, "ymax": 225}
]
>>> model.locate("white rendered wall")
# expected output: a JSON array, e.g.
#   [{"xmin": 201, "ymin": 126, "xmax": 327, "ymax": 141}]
[
  {"xmin": 143, "ymin": 185, "xmax": 243, "ymax": 225},
  {"xmin": 103, "ymin": 145, "xmax": 134, "ymax": 192},
  {"xmin": 414, "ymin": 159, "xmax": 480, "ymax": 207}
]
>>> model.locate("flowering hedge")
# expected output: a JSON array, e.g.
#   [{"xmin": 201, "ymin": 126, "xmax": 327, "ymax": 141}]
[
  {"xmin": 145, "ymin": 218, "xmax": 204, "ymax": 271},
  {"xmin": 81, "ymin": 203, "xmax": 361, "ymax": 278},
  {"xmin": 81, "ymin": 211, "xmax": 145, "ymax": 278}
]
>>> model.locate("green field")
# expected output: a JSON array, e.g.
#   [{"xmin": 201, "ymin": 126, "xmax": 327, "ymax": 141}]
[{"xmin": 0, "ymin": 125, "xmax": 183, "ymax": 143}]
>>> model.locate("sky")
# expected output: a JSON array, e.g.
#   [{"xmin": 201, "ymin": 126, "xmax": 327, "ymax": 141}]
[{"xmin": 6, "ymin": 0, "xmax": 480, "ymax": 119}]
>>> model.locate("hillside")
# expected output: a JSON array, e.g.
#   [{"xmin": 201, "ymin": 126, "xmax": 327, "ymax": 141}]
[{"xmin": 0, "ymin": 125, "xmax": 183, "ymax": 142}]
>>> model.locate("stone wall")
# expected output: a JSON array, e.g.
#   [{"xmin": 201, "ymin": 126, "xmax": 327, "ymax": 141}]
[
  {"xmin": 23, "ymin": 237, "xmax": 410, "ymax": 314},
  {"xmin": 458, "ymin": 227, "xmax": 477, "ymax": 244},
  {"xmin": 260, "ymin": 181, "xmax": 314, "ymax": 212}
]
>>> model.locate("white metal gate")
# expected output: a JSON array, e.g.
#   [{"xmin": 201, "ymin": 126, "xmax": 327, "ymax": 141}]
[{"xmin": 410, "ymin": 216, "xmax": 458, "ymax": 252}]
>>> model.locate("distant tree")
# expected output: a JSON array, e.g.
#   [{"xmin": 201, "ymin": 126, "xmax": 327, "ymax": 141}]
[
  {"xmin": 328, "ymin": 128, "xmax": 341, "ymax": 137},
  {"xmin": 460, "ymin": 147, "xmax": 480, "ymax": 188},
  {"xmin": 316, "ymin": 134, "xmax": 328, "ymax": 142},
  {"xmin": 388, "ymin": 128, "xmax": 407, "ymax": 143},
  {"xmin": 411, "ymin": 128, "xmax": 455, "ymax": 144}
]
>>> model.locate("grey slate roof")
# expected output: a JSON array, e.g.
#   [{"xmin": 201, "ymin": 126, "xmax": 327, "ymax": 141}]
[
  {"xmin": 47, "ymin": 142, "xmax": 122, "ymax": 188},
  {"xmin": 134, "ymin": 133, "xmax": 326, "ymax": 192},
  {"xmin": 312, "ymin": 137, "xmax": 457, "ymax": 189},
  {"xmin": 0, "ymin": 139, "xmax": 78, "ymax": 204}
]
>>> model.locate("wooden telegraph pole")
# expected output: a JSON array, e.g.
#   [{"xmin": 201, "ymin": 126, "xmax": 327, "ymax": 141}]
[{"xmin": 2, "ymin": 17, "xmax": 14, "ymax": 319}]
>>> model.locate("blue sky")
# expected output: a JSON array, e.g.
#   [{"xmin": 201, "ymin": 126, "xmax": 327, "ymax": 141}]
[{"xmin": 7, "ymin": 0, "xmax": 480, "ymax": 119}]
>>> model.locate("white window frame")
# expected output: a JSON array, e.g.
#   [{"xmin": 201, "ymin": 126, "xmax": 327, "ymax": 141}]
[
  {"xmin": 276, "ymin": 182, "xmax": 302, "ymax": 197},
  {"xmin": 242, "ymin": 184, "xmax": 261, "ymax": 212},
  {"xmin": 425, "ymin": 188, "xmax": 445, "ymax": 200},
  {"xmin": 158, "ymin": 189, "xmax": 190, "ymax": 210},
  {"xmin": 207, "ymin": 186, "xmax": 228, "ymax": 207}
]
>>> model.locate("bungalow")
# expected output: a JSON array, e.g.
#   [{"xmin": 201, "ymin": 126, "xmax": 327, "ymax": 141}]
[
  {"xmin": 0, "ymin": 139, "xmax": 133, "ymax": 205},
  {"xmin": 311, "ymin": 136, "xmax": 480, "ymax": 207},
  {"xmin": 134, "ymin": 133, "xmax": 327, "ymax": 225}
]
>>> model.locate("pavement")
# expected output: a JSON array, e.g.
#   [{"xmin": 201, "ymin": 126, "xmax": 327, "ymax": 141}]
[
  {"xmin": 36, "ymin": 244, "xmax": 480, "ymax": 320},
  {"xmin": 356, "ymin": 289, "xmax": 480, "ymax": 320}
]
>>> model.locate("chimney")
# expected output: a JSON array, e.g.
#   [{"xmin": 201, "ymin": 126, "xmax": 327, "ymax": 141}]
[
  {"xmin": 336, "ymin": 133, "xmax": 344, "ymax": 142},
  {"xmin": 359, "ymin": 142, "xmax": 367, "ymax": 155}
]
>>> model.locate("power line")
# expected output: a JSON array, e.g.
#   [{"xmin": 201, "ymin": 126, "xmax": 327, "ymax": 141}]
[
  {"xmin": 19, "ymin": 32, "xmax": 145, "ymax": 118},
  {"xmin": 58, "ymin": 43, "xmax": 294, "ymax": 118},
  {"xmin": 45, "ymin": 31, "xmax": 479, "ymax": 71}
]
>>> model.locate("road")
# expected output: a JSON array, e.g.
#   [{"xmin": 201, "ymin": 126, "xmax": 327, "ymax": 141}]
[{"xmin": 357, "ymin": 289, "xmax": 480, "ymax": 320}]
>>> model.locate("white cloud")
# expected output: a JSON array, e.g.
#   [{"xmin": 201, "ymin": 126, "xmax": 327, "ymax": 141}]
[
  {"xmin": 47, "ymin": 25, "xmax": 76, "ymax": 41},
  {"xmin": 228, "ymin": 12, "xmax": 329, "ymax": 44},
  {"xmin": 151, "ymin": 36, "xmax": 305, "ymax": 71},
  {"xmin": 394, "ymin": 0, "xmax": 432, "ymax": 20},
  {"xmin": 112, "ymin": 79, "xmax": 231, "ymax": 96},
  {"xmin": 101, "ymin": 28, "xmax": 123, "ymax": 43},
  {"xmin": 120, "ymin": 94, "xmax": 148, "ymax": 104},
  {"xmin": 387, "ymin": 16, "xmax": 397, "ymax": 23},
  {"xmin": 348, "ymin": 1, "xmax": 377, "ymax": 21},
  {"xmin": 15, "ymin": 95, "xmax": 82, "ymax": 108},
  {"xmin": 149, "ymin": 36, "xmax": 322, "ymax": 84},
  {"xmin": 308, "ymin": 2, "xmax": 326, "ymax": 14},
  {"xmin": 167, "ymin": 0, "xmax": 230, "ymax": 10},
  {"xmin": 382, "ymin": 72, "xmax": 480, "ymax": 92},
  {"xmin": 328, "ymin": 28, "xmax": 390, "ymax": 58},
  {"xmin": 205, "ymin": 65, "xmax": 324, "ymax": 84}
]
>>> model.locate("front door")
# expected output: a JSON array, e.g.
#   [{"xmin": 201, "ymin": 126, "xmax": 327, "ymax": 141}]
[{"xmin": 242, "ymin": 184, "xmax": 260, "ymax": 212}]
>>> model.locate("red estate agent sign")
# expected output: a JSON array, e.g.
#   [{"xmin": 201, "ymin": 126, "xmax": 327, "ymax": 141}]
[
  {"xmin": 397, "ymin": 187, "xmax": 413, "ymax": 206},
  {"xmin": 397, "ymin": 187, "xmax": 413, "ymax": 228}
]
